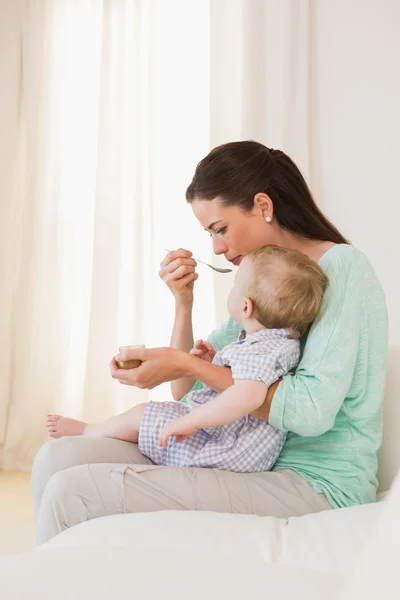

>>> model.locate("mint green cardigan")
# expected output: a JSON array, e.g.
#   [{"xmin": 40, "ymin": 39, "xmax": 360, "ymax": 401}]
[{"xmin": 189, "ymin": 245, "xmax": 388, "ymax": 508}]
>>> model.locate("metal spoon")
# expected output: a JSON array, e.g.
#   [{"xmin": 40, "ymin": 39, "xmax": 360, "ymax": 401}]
[{"xmin": 164, "ymin": 249, "xmax": 232, "ymax": 274}]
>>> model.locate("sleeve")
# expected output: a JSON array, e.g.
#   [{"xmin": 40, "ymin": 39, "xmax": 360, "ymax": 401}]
[
  {"xmin": 227, "ymin": 344, "xmax": 280, "ymax": 388},
  {"xmin": 269, "ymin": 249, "xmax": 363, "ymax": 437}
]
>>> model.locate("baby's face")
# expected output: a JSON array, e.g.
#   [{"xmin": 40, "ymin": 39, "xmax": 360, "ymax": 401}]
[{"xmin": 227, "ymin": 258, "xmax": 253, "ymax": 324}]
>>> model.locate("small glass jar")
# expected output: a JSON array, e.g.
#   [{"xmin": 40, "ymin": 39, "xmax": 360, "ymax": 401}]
[{"xmin": 117, "ymin": 344, "xmax": 145, "ymax": 369}]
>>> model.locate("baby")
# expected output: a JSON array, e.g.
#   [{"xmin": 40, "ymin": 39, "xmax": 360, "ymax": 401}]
[{"xmin": 47, "ymin": 245, "xmax": 328, "ymax": 473}]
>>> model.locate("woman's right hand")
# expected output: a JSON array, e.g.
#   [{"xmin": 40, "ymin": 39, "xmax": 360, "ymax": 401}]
[{"xmin": 159, "ymin": 248, "xmax": 198, "ymax": 306}]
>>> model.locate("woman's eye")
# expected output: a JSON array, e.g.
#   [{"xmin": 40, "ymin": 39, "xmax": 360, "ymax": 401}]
[{"xmin": 208, "ymin": 226, "xmax": 227, "ymax": 237}]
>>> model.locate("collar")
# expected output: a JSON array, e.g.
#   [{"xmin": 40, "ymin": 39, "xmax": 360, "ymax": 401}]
[{"xmin": 237, "ymin": 328, "xmax": 291, "ymax": 344}]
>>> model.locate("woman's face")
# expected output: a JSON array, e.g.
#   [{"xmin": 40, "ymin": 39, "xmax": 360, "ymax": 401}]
[{"xmin": 191, "ymin": 196, "xmax": 277, "ymax": 265}]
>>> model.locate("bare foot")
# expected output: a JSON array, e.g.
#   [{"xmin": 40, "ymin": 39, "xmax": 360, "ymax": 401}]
[{"xmin": 46, "ymin": 414, "xmax": 87, "ymax": 439}]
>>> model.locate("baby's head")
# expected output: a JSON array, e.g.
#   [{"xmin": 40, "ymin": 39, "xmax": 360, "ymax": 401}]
[{"xmin": 227, "ymin": 245, "xmax": 328, "ymax": 338}]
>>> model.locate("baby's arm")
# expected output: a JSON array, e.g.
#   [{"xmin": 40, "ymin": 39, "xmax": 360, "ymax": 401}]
[
  {"xmin": 159, "ymin": 380, "xmax": 268, "ymax": 446},
  {"xmin": 188, "ymin": 380, "xmax": 267, "ymax": 427}
]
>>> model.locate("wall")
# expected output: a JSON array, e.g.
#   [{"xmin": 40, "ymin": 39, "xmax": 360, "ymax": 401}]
[
  {"xmin": 209, "ymin": 0, "xmax": 400, "ymax": 347},
  {"xmin": 314, "ymin": 0, "xmax": 400, "ymax": 347},
  {"xmin": 314, "ymin": 0, "xmax": 400, "ymax": 491}
]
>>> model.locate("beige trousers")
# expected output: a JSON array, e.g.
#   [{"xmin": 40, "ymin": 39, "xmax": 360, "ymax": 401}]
[{"xmin": 32, "ymin": 436, "xmax": 332, "ymax": 545}]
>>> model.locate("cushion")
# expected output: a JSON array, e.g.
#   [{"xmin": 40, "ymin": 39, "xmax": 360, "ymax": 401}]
[
  {"xmin": 340, "ymin": 470, "xmax": 400, "ymax": 599},
  {"xmin": 378, "ymin": 346, "xmax": 400, "ymax": 491},
  {"xmin": 0, "ymin": 548, "xmax": 341, "ymax": 600},
  {"xmin": 41, "ymin": 501, "xmax": 382, "ymax": 577}
]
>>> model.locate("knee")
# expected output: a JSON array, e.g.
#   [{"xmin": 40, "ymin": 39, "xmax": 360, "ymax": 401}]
[
  {"xmin": 43, "ymin": 468, "xmax": 74, "ymax": 507},
  {"xmin": 36, "ymin": 465, "xmax": 89, "ymax": 545},
  {"xmin": 32, "ymin": 438, "xmax": 81, "ymax": 519},
  {"xmin": 32, "ymin": 437, "xmax": 73, "ymax": 483},
  {"xmin": 33, "ymin": 438, "xmax": 66, "ymax": 472}
]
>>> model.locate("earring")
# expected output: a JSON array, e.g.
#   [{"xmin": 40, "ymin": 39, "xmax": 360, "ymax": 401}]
[{"xmin": 265, "ymin": 217, "xmax": 272, "ymax": 223}]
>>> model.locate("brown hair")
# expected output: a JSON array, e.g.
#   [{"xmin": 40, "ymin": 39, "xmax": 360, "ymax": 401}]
[
  {"xmin": 245, "ymin": 245, "xmax": 328, "ymax": 339},
  {"xmin": 186, "ymin": 141, "xmax": 348, "ymax": 245}
]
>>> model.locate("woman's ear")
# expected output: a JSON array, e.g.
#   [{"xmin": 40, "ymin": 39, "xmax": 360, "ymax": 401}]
[
  {"xmin": 242, "ymin": 297, "xmax": 255, "ymax": 320},
  {"xmin": 253, "ymin": 192, "xmax": 273, "ymax": 221}
]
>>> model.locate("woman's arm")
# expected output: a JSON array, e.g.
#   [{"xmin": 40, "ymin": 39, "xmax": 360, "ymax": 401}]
[
  {"xmin": 171, "ymin": 316, "xmax": 244, "ymax": 399},
  {"xmin": 157, "ymin": 248, "xmax": 198, "ymax": 400},
  {"xmin": 169, "ymin": 304, "xmax": 195, "ymax": 400},
  {"xmin": 267, "ymin": 248, "xmax": 388, "ymax": 437},
  {"xmin": 169, "ymin": 315, "xmax": 241, "ymax": 398},
  {"xmin": 186, "ymin": 353, "xmax": 233, "ymax": 393},
  {"xmin": 111, "ymin": 347, "xmax": 234, "ymax": 393}
]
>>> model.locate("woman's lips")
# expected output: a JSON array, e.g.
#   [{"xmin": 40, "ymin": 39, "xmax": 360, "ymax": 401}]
[{"xmin": 231, "ymin": 256, "xmax": 242, "ymax": 266}]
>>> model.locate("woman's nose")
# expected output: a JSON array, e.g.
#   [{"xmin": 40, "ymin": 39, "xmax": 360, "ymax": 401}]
[{"xmin": 212, "ymin": 236, "xmax": 229, "ymax": 256}]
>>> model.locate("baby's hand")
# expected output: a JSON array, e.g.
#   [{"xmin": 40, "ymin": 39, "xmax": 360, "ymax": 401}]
[
  {"xmin": 159, "ymin": 417, "xmax": 199, "ymax": 447},
  {"xmin": 190, "ymin": 339, "xmax": 216, "ymax": 362}
]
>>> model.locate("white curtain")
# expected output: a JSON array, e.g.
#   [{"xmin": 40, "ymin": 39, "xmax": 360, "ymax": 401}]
[
  {"xmin": 1, "ymin": 0, "xmax": 218, "ymax": 469},
  {"xmin": 2, "ymin": 0, "xmax": 398, "ymax": 470}
]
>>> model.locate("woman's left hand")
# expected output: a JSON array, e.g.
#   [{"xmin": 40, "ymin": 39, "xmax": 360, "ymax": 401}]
[{"xmin": 110, "ymin": 347, "xmax": 189, "ymax": 389}]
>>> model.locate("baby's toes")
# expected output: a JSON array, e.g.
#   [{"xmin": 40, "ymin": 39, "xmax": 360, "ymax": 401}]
[
  {"xmin": 46, "ymin": 418, "xmax": 61, "ymax": 438},
  {"xmin": 47, "ymin": 414, "xmax": 60, "ymax": 422},
  {"xmin": 46, "ymin": 415, "xmax": 61, "ymax": 433}
]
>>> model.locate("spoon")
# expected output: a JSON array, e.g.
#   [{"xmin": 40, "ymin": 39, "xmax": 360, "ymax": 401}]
[{"xmin": 163, "ymin": 249, "xmax": 232, "ymax": 274}]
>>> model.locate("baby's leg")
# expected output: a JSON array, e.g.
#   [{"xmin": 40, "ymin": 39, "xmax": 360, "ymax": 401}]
[{"xmin": 46, "ymin": 403, "xmax": 147, "ymax": 443}]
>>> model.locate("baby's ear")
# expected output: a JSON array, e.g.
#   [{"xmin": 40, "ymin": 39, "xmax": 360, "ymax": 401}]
[{"xmin": 242, "ymin": 297, "xmax": 255, "ymax": 319}]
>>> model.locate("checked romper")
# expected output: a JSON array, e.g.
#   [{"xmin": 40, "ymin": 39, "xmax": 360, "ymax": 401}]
[{"xmin": 138, "ymin": 328, "xmax": 300, "ymax": 473}]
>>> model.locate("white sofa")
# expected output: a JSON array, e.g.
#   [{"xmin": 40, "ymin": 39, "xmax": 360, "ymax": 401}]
[{"xmin": 0, "ymin": 346, "xmax": 398, "ymax": 599}]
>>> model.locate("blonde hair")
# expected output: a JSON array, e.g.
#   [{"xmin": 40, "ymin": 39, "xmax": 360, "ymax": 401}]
[{"xmin": 245, "ymin": 246, "xmax": 328, "ymax": 339}]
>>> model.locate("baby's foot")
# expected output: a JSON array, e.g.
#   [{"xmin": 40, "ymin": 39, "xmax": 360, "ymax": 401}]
[{"xmin": 46, "ymin": 415, "xmax": 87, "ymax": 439}]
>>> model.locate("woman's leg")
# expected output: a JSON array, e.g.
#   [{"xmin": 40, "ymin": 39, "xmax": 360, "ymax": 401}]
[
  {"xmin": 31, "ymin": 436, "xmax": 152, "ymax": 523},
  {"xmin": 36, "ymin": 464, "xmax": 331, "ymax": 545}
]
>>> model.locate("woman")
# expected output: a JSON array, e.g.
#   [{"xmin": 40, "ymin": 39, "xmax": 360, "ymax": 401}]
[{"xmin": 32, "ymin": 142, "xmax": 388, "ymax": 544}]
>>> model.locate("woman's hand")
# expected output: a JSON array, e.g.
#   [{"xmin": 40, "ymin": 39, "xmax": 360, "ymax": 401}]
[
  {"xmin": 159, "ymin": 248, "xmax": 198, "ymax": 306},
  {"xmin": 110, "ymin": 347, "xmax": 190, "ymax": 390},
  {"xmin": 189, "ymin": 339, "xmax": 216, "ymax": 362}
]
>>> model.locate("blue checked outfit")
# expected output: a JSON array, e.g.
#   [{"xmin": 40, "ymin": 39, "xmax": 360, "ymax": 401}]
[{"xmin": 138, "ymin": 328, "xmax": 300, "ymax": 473}]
